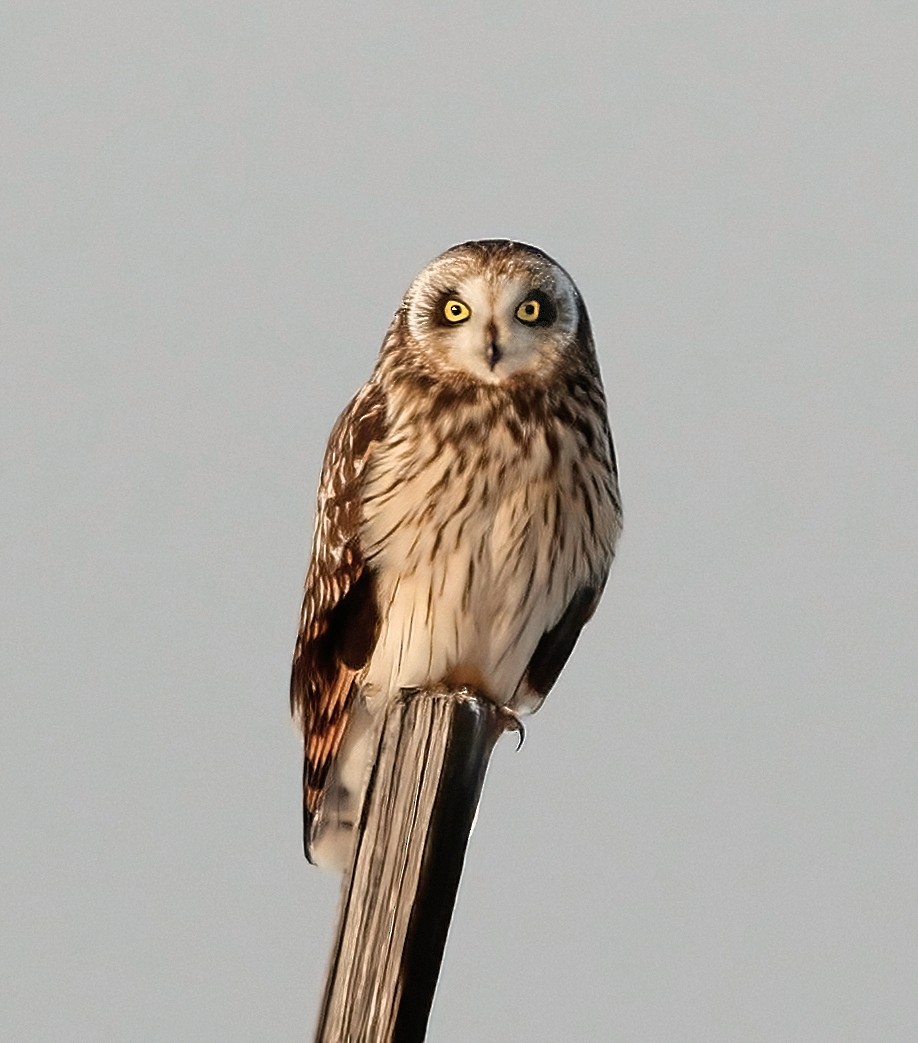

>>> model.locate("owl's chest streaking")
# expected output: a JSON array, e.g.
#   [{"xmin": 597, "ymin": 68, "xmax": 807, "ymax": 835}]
[{"xmin": 358, "ymin": 396, "xmax": 618, "ymax": 711}]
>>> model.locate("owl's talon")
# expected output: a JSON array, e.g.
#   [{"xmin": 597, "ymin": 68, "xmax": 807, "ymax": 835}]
[{"xmin": 497, "ymin": 707, "xmax": 525, "ymax": 750}]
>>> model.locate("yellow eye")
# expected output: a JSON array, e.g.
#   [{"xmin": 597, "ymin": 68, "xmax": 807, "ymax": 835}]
[
  {"xmin": 516, "ymin": 298, "xmax": 541, "ymax": 323},
  {"xmin": 443, "ymin": 299, "xmax": 471, "ymax": 324}
]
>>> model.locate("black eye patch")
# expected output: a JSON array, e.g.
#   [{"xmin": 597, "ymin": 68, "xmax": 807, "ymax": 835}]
[
  {"xmin": 522, "ymin": 289, "xmax": 556, "ymax": 326},
  {"xmin": 433, "ymin": 291, "xmax": 469, "ymax": 326}
]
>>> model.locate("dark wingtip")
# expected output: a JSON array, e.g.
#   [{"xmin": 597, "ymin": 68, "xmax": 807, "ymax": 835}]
[
  {"xmin": 525, "ymin": 585, "xmax": 600, "ymax": 697},
  {"xmin": 302, "ymin": 758, "xmax": 316, "ymax": 864},
  {"xmin": 303, "ymin": 807, "xmax": 317, "ymax": 865}
]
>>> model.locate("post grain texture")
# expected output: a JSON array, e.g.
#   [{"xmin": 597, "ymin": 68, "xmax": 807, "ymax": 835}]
[{"xmin": 314, "ymin": 686, "xmax": 512, "ymax": 1043}]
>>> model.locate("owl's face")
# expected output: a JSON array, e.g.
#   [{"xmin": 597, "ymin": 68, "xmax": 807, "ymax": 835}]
[{"xmin": 403, "ymin": 241, "xmax": 582, "ymax": 385}]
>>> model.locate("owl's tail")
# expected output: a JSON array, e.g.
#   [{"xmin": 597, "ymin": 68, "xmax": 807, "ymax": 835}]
[{"xmin": 305, "ymin": 707, "xmax": 377, "ymax": 871}]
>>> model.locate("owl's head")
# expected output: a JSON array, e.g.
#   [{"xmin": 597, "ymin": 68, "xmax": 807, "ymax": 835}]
[{"xmin": 398, "ymin": 240, "xmax": 590, "ymax": 385}]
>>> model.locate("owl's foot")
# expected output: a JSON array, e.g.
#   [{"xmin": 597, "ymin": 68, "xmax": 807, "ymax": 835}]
[{"xmin": 496, "ymin": 706, "xmax": 526, "ymax": 750}]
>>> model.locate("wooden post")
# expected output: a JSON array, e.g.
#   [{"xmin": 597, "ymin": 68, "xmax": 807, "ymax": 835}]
[{"xmin": 314, "ymin": 686, "xmax": 515, "ymax": 1043}]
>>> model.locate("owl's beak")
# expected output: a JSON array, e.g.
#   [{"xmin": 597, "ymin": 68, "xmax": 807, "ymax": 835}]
[{"xmin": 486, "ymin": 327, "xmax": 502, "ymax": 369}]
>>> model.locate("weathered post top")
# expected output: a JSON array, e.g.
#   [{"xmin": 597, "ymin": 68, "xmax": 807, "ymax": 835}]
[{"xmin": 314, "ymin": 686, "xmax": 516, "ymax": 1043}]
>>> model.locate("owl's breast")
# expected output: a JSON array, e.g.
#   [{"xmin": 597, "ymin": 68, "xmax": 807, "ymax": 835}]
[{"xmin": 357, "ymin": 408, "xmax": 614, "ymax": 706}]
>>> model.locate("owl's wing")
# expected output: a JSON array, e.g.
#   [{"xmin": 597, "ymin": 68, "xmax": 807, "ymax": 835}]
[
  {"xmin": 521, "ymin": 425, "xmax": 620, "ymax": 706},
  {"xmin": 291, "ymin": 380, "xmax": 387, "ymax": 859},
  {"xmin": 522, "ymin": 583, "xmax": 605, "ymax": 706}
]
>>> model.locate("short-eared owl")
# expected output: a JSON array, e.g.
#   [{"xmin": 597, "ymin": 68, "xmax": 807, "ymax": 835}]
[{"xmin": 291, "ymin": 240, "xmax": 622, "ymax": 868}]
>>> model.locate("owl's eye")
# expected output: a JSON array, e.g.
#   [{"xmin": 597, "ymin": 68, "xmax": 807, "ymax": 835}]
[
  {"xmin": 516, "ymin": 299, "xmax": 541, "ymax": 323},
  {"xmin": 442, "ymin": 299, "xmax": 471, "ymax": 324}
]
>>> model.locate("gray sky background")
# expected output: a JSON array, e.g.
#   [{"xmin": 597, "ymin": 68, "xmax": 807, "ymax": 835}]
[{"xmin": 3, "ymin": 3, "xmax": 917, "ymax": 1040}]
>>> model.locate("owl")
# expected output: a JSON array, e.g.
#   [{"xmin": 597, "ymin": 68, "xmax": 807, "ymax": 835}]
[{"xmin": 291, "ymin": 240, "xmax": 622, "ymax": 869}]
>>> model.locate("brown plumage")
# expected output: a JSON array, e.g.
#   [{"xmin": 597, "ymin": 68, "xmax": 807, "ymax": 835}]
[{"xmin": 291, "ymin": 240, "xmax": 622, "ymax": 867}]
